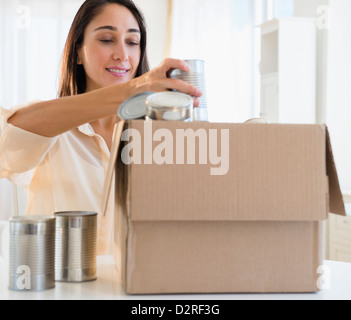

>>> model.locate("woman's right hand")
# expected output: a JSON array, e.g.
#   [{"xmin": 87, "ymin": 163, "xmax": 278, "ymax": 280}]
[{"xmin": 130, "ymin": 58, "xmax": 202, "ymax": 106}]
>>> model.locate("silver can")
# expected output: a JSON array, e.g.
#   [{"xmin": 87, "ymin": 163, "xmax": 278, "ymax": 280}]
[
  {"xmin": 55, "ymin": 211, "xmax": 97, "ymax": 282},
  {"xmin": 169, "ymin": 59, "xmax": 208, "ymax": 121},
  {"xmin": 146, "ymin": 92, "xmax": 193, "ymax": 122},
  {"xmin": 9, "ymin": 216, "xmax": 55, "ymax": 291}
]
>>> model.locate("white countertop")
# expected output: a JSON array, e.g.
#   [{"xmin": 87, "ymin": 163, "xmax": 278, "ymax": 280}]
[{"xmin": 1, "ymin": 255, "xmax": 351, "ymax": 300}]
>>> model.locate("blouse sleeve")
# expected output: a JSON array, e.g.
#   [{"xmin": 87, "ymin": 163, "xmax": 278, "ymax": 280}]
[{"xmin": 0, "ymin": 101, "xmax": 58, "ymax": 184}]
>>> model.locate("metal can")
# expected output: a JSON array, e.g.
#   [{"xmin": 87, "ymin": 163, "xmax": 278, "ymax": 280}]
[
  {"xmin": 169, "ymin": 59, "xmax": 208, "ymax": 121},
  {"xmin": 9, "ymin": 216, "xmax": 55, "ymax": 291},
  {"xmin": 55, "ymin": 211, "xmax": 97, "ymax": 282},
  {"xmin": 146, "ymin": 92, "xmax": 193, "ymax": 122}
]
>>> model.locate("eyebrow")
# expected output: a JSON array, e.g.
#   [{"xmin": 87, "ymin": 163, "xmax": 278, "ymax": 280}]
[{"xmin": 93, "ymin": 25, "xmax": 141, "ymax": 34}]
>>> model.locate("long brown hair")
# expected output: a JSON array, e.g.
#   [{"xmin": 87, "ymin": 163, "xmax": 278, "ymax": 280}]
[{"xmin": 58, "ymin": 0, "xmax": 150, "ymax": 98}]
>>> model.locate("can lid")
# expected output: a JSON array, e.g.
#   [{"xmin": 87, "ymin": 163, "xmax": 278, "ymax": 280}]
[
  {"xmin": 118, "ymin": 92, "xmax": 153, "ymax": 120},
  {"xmin": 146, "ymin": 92, "xmax": 193, "ymax": 109},
  {"xmin": 9, "ymin": 215, "xmax": 55, "ymax": 224},
  {"xmin": 55, "ymin": 211, "xmax": 97, "ymax": 217}
]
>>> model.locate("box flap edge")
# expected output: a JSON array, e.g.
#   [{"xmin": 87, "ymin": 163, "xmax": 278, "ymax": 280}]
[
  {"xmin": 102, "ymin": 120, "xmax": 126, "ymax": 216},
  {"xmin": 326, "ymin": 126, "xmax": 346, "ymax": 216}
]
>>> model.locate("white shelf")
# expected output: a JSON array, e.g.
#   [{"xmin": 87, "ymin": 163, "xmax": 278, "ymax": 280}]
[{"xmin": 260, "ymin": 18, "xmax": 317, "ymax": 124}]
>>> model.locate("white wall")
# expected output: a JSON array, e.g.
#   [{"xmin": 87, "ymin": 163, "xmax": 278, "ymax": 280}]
[{"xmin": 295, "ymin": 0, "xmax": 351, "ymax": 192}]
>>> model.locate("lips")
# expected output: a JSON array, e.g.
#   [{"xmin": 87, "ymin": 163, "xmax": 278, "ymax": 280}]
[{"xmin": 106, "ymin": 67, "xmax": 129, "ymax": 78}]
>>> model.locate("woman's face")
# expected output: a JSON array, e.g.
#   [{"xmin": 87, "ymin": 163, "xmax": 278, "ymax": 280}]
[{"xmin": 77, "ymin": 3, "xmax": 141, "ymax": 92}]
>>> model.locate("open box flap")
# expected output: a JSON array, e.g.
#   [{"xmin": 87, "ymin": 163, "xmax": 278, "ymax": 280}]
[
  {"xmin": 102, "ymin": 120, "xmax": 125, "ymax": 217},
  {"xmin": 123, "ymin": 122, "xmax": 331, "ymax": 222},
  {"xmin": 104, "ymin": 122, "xmax": 346, "ymax": 220},
  {"xmin": 326, "ymin": 127, "xmax": 346, "ymax": 216}
]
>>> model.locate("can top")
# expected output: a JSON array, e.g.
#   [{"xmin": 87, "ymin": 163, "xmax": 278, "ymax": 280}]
[
  {"xmin": 10, "ymin": 215, "xmax": 55, "ymax": 224},
  {"xmin": 55, "ymin": 211, "xmax": 97, "ymax": 217},
  {"xmin": 55, "ymin": 211, "xmax": 97, "ymax": 229},
  {"xmin": 146, "ymin": 92, "xmax": 193, "ymax": 109},
  {"xmin": 118, "ymin": 91, "xmax": 153, "ymax": 120}
]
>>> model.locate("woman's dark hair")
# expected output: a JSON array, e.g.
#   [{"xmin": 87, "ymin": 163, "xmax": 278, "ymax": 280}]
[{"xmin": 58, "ymin": 0, "xmax": 150, "ymax": 97}]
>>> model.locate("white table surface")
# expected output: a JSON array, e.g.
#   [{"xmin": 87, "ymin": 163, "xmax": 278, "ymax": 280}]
[{"xmin": 1, "ymin": 255, "xmax": 351, "ymax": 300}]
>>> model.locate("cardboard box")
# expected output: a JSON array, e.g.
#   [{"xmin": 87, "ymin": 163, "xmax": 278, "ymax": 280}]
[{"xmin": 104, "ymin": 120, "xmax": 345, "ymax": 294}]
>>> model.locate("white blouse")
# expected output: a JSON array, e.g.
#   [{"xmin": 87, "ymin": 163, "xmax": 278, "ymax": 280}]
[{"xmin": 0, "ymin": 101, "xmax": 115, "ymax": 255}]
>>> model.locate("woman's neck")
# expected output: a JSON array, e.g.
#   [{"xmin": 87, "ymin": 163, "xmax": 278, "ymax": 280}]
[{"xmin": 90, "ymin": 115, "xmax": 120, "ymax": 151}]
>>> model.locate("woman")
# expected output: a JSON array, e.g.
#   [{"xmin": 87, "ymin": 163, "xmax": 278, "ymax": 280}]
[{"xmin": 0, "ymin": 0, "xmax": 201, "ymax": 254}]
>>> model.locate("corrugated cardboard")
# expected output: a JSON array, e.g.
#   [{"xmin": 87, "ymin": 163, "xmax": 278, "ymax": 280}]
[{"xmin": 106, "ymin": 121, "xmax": 345, "ymax": 294}]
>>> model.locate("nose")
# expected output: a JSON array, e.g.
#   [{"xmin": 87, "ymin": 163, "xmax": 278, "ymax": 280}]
[{"xmin": 112, "ymin": 43, "xmax": 128, "ymax": 62}]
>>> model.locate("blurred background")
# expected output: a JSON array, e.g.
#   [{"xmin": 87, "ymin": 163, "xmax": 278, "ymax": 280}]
[{"xmin": 0, "ymin": 0, "xmax": 350, "ymax": 220}]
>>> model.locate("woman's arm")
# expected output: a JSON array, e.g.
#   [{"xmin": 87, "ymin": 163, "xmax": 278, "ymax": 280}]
[{"xmin": 8, "ymin": 59, "xmax": 202, "ymax": 138}]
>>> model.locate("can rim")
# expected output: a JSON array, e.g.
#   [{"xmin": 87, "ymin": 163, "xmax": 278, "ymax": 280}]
[
  {"xmin": 54, "ymin": 211, "xmax": 97, "ymax": 217},
  {"xmin": 9, "ymin": 215, "xmax": 55, "ymax": 224},
  {"xmin": 118, "ymin": 91, "xmax": 153, "ymax": 120},
  {"xmin": 146, "ymin": 92, "xmax": 193, "ymax": 109}
]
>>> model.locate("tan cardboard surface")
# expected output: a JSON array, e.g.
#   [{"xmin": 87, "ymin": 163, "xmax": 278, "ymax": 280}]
[
  {"xmin": 122, "ymin": 122, "xmax": 329, "ymax": 221},
  {"xmin": 120, "ymin": 221, "xmax": 323, "ymax": 294}
]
